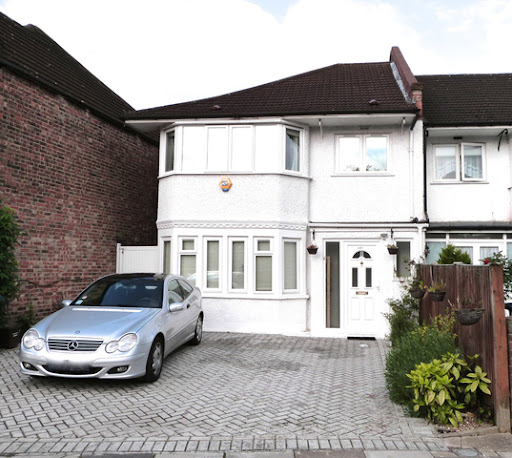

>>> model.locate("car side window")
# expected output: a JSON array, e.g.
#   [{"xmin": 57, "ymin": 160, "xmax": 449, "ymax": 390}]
[
  {"xmin": 167, "ymin": 279, "xmax": 185, "ymax": 304},
  {"xmin": 178, "ymin": 279, "xmax": 193, "ymax": 299}
]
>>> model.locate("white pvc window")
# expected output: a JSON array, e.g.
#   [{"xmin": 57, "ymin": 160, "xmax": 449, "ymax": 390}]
[
  {"xmin": 283, "ymin": 240, "xmax": 298, "ymax": 291},
  {"xmin": 205, "ymin": 239, "xmax": 220, "ymax": 289},
  {"xmin": 434, "ymin": 144, "xmax": 484, "ymax": 181},
  {"xmin": 179, "ymin": 238, "xmax": 196, "ymax": 285},
  {"xmin": 230, "ymin": 239, "xmax": 246, "ymax": 291},
  {"xmin": 163, "ymin": 240, "xmax": 171, "ymax": 274},
  {"xmin": 165, "ymin": 130, "xmax": 175, "ymax": 172},
  {"xmin": 285, "ymin": 128, "xmax": 300, "ymax": 172},
  {"xmin": 255, "ymin": 239, "xmax": 272, "ymax": 292},
  {"xmin": 206, "ymin": 127, "xmax": 228, "ymax": 171},
  {"xmin": 337, "ymin": 135, "xmax": 388, "ymax": 172},
  {"xmin": 231, "ymin": 126, "xmax": 253, "ymax": 171}
]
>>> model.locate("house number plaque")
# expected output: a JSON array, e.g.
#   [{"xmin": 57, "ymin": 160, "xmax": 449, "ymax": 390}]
[{"xmin": 356, "ymin": 291, "xmax": 369, "ymax": 295}]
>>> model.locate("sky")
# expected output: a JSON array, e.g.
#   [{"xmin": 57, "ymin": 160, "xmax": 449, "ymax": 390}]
[{"xmin": 1, "ymin": 0, "xmax": 512, "ymax": 110}]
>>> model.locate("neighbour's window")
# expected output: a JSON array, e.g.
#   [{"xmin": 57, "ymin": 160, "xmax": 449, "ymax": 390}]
[
  {"xmin": 283, "ymin": 240, "xmax": 298, "ymax": 291},
  {"xmin": 337, "ymin": 135, "xmax": 388, "ymax": 172},
  {"xmin": 480, "ymin": 247, "xmax": 499, "ymax": 263},
  {"xmin": 255, "ymin": 239, "xmax": 272, "ymax": 291},
  {"xmin": 205, "ymin": 239, "xmax": 220, "ymax": 289},
  {"xmin": 425, "ymin": 241, "xmax": 446, "ymax": 264},
  {"xmin": 163, "ymin": 240, "xmax": 171, "ymax": 274},
  {"xmin": 230, "ymin": 240, "xmax": 246, "ymax": 290},
  {"xmin": 165, "ymin": 130, "xmax": 175, "ymax": 172},
  {"xmin": 434, "ymin": 144, "xmax": 484, "ymax": 181},
  {"xmin": 180, "ymin": 238, "xmax": 196, "ymax": 285},
  {"xmin": 285, "ymin": 128, "xmax": 300, "ymax": 172}
]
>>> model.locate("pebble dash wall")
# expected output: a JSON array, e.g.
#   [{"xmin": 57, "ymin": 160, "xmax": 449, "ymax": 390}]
[{"xmin": 0, "ymin": 68, "xmax": 158, "ymax": 321}]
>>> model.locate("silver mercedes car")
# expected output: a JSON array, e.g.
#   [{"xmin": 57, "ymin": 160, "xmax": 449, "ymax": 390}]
[{"xmin": 19, "ymin": 273, "xmax": 203, "ymax": 382}]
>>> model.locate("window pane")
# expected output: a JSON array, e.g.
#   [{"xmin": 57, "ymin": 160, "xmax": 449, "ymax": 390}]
[
  {"xmin": 457, "ymin": 246, "xmax": 473, "ymax": 263},
  {"xmin": 183, "ymin": 240, "xmax": 194, "ymax": 250},
  {"xmin": 207, "ymin": 127, "xmax": 228, "ymax": 170},
  {"xmin": 168, "ymin": 279, "xmax": 184, "ymax": 303},
  {"xmin": 207, "ymin": 241, "xmax": 219, "ymax": 288},
  {"xmin": 435, "ymin": 146, "xmax": 457, "ymax": 180},
  {"xmin": 180, "ymin": 255, "xmax": 196, "ymax": 284},
  {"xmin": 256, "ymin": 256, "xmax": 272, "ymax": 291},
  {"xmin": 165, "ymin": 131, "xmax": 175, "ymax": 172},
  {"xmin": 232, "ymin": 241, "xmax": 245, "ymax": 289},
  {"xmin": 480, "ymin": 246, "xmax": 499, "ymax": 263},
  {"xmin": 426, "ymin": 241, "xmax": 446, "ymax": 263},
  {"xmin": 284, "ymin": 241, "xmax": 297, "ymax": 290},
  {"xmin": 257, "ymin": 240, "xmax": 270, "ymax": 251},
  {"xmin": 365, "ymin": 136, "xmax": 387, "ymax": 171},
  {"xmin": 463, "ymin": 145, "xmax": 483, "ymax": 179},
  {"xmin": 365, "ymin": 268, "xmax": 372, "ymax": 287},
  {"xmin": 231, "ymin": 126, "xmax": 252, "ymax": 171},
  {"xmin": 339, "ymin": 137, "xmax": 361, "ymax": 172},
  {"xmin": 352, "ymin": 267, "xmax": 358, "ymax": 287},
  {"xmin": 163, "ymin": 241, "xmax": 171, "ymax": 274},
  {"xmin": 508, "ymin": 243, "xmax": 512, "ymax": 259},
  {"xmin": 397, "ymin": 241, "xmax": 411, "ymax": 277},
  {"xmin": 285, "ymin": 129, "xmax": 300, "ymax": 171}
]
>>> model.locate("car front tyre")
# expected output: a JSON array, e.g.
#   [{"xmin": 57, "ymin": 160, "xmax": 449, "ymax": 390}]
[
  {"xmin": 143, "ymin": 337, "xmax": 164, "ymax": 383},
  {"xmin": 189, "ymin": 315, "xmax": 203, "ymax": 346}
]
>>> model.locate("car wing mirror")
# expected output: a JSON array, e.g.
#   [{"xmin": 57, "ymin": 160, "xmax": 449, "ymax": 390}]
[
  {"xmin": 61, "ymin": 299, "xmax": 72, "ymax": 307},
  {"xmin": 169, "ymin": 302, "xmax": 185, "ymax": 313}
]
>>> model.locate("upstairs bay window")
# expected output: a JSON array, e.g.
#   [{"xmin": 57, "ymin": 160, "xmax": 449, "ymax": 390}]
[
  {"xmin": 336, "ymin": 135, "xmax": 388, "ymax": 173},
  {"xmin": 285, "ymin": 128, "xmax": 300, "ymax": 172},
  {"xmin": 165, "ymin": 130, "xmax": 175, "ymax": 172},
  {"xmin": 434, "ymin": 144, "xmax": 484, "ymax": 181}
]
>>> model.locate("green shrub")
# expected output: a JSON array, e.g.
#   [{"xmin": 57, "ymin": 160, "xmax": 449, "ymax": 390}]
[
  {"xmin": 482, "ymin": 251, "xmax": 512, "ymax": 297},
  {"xmin": 0, "ymin": 201, "xmax": 21, "ymax": 325},
  {"xmin": 385, "ymin": 320, "xmax": 459, "ymax": 407},
  {"xmin": 437, "ymin": 244, "xmax": 471, "ymax": 265},
  {"xmin": 385, "ymin": 292, "xmax": 420, "ymax": 345},
  {"xmin": 407, "ymin": 353, "xmax": 491, "ymax": 427}
]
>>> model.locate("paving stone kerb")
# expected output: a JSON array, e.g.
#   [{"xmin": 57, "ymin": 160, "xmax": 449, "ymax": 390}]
[{"xmin": 0, "ymin": 333, "xmax": 444, "ymax": 454}]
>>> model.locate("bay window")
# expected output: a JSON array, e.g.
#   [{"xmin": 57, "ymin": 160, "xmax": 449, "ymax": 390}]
[
  {"xmin": 283, "ymin": 240, "xmax": 298, "ymax": 291},
  {"xmin": 255, "ymin": 239, "xmax": 272, "ymax": 292},
  {"xmin": 285, "ymin": 128, "xmax": 300, "ymax": 172},
  {"xmin": 179, "ymin": 238, "xmax": 196, "ymax": 285},
  {"xmin": 165, "ymin": 130, "xmax": 175, "ymax": 172},
  {"xmin": 434, "ymin": 143, "xmax": 484, "ymax": 181},
  {"xmin": 163, "ymin": 240, "xmax": 171, "ymax": 274},
  {"xmin": 205, "ymin": 239, "xmax": 220, "ymax": 289},
  {"xmin": 230, "ymin": 240, "xmax": 246, "ymax": 290}
]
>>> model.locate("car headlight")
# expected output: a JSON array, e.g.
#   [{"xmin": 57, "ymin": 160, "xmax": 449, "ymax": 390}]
[
  {"xmin": 23, "ymin": 329, "xmax": 45, "ymax": 351},
  {"xmin": 106, "ymin": 333, "xmax": 138, "ymax": 353}
]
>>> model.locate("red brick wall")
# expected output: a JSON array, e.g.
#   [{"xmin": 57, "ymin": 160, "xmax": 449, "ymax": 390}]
[{"xmin": 0, "ymin": 68, "xmax": 159, "ymax": 321}]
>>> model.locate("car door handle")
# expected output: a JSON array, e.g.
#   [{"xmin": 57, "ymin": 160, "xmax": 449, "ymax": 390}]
[{"xmin": 186, "ymin": 304, "xmax": 190, "ymax": 309}]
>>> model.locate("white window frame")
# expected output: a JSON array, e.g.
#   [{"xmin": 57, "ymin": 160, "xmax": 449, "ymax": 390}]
[
  {"xmin": 179, "ymin": 237, "xmax": 197, "ymax": 285},
  {"xmin": 335, "ymin": 134, "xmax": 389, "ymax": 174},
  {"xmin": 164, "ymin": 129, "xmax": 176, "ymax": 173},
  {"xmin": 203, "ymin": 237, "xmax": 222, "ymax": 292},
  {"xmin": 228, "ymin": 237, "xmax": 248, "ymax": 293},
  {"xmin": 433, "ymin": 143, "xmax": 486, "ymax": 182},
  {"xmin": 254, "ymin": 238, "xmax": 273, "ymax": 293},
  {"xmin": 284, "ymin": 127, "xmax": 302, "ymax": 173},
  {"xmin": 283, "ymin": 239, "xmax": 299, "ymax": 293},
  {"xmin": 162, "ymin": 238, "xmax": 172, "ymax": 274}
]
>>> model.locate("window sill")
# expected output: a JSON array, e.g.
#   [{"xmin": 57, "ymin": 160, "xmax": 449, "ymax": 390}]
[
  {"xmin": 331, "ymin": 172, "xmax": 394, "ymax": 177},
  {"xmin": 202, "ymin": 292, "xmax": 309, "ymax": 300},
  {"xmin": 430, "ymin": 180, "xmax": 488, "ymax": 185},
  {"xmin": 158, "ymin": 172, "xmax": 312, "ymax": 180}
]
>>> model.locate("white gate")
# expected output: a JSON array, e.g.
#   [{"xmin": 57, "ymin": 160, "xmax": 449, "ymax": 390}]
[{"xmin": 116, "ymin": 243, "xmax": 159, "ymax": 273}]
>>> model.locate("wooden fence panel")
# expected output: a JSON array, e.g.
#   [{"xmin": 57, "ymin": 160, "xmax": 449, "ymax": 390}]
[{"xmin": 418, "ymin": 264, "xmax": 510, "ymax": 432}]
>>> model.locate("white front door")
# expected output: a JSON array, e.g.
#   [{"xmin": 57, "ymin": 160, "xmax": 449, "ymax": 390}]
[{"xmin": 345, "ymin": 245, "xmax": 381, "ymax": 336}]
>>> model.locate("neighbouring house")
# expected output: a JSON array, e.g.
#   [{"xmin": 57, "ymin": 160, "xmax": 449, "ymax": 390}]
[
  {"xmin": 0, "ymin": 12, "xmax": 159, "ymax": 321},
  {"xmin": 418, "ymin": 74, "xmax": 512, "ymax": 263},
  {"xmin": 125, "ymin": 47, "xmax": 427, "ymax": 338}
]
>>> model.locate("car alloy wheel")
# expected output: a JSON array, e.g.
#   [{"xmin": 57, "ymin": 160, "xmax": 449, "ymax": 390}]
[{"xmin": 144, "ymin": 338, "xmax": 163, "ymax": 382}]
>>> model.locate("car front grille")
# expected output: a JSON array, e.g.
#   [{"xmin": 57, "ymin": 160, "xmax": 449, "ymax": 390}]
[
  {"xmin": 43, "ymin": 364, "xmax": 101, "ymax": 375},
  {"xmin": 48, "ymin": 338, "xmax": 103, "ymax": 352}
]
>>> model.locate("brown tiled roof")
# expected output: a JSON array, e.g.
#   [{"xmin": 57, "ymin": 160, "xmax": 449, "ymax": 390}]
[
  {"xmin": 127, "ymin": 62, "xmax": 417, "ymax": 120},
  {"xmin": 0, "ymin": 12, "xmax": 134, "ymax": 126},
  {"xmin": 418, "ymin": 74, "xmax": 512, "ymax": 127}
]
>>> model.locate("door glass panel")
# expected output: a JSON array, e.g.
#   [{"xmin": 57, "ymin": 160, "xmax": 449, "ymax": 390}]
[
  {"xmin": 366, "ymin": 268, "xmax": 372, "ymax": 288},
  {"xmin": 326, "ymin": 242, "xmax": 340, "ymax": 328},
  {"xmin": 352, "ymin": 267, "xmax": 358, "ymax": 287}
]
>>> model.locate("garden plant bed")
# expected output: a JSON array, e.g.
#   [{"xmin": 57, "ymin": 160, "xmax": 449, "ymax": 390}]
[{"xmin": 435, "ymin": 413, "xmax": 497, "ymax": 437}]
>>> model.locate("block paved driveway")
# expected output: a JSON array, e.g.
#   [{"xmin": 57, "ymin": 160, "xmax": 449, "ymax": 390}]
[{"xmin": 0, "ymin": 333, "xmax": 443, "ymax": 455}]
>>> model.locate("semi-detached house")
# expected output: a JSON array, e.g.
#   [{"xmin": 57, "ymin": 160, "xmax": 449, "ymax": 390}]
[{"xmin": 125, "ymin": 47, "xmax": 512, "ymax": 339}]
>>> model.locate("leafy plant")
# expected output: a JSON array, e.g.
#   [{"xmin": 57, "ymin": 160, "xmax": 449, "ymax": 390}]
[
  {"xmin": 428, "ymin": 281, "xmax": 447, "ymax": 292},
  {"xmin": 385, "ymin": 320, "xmax": 459, "ymax": 406},
  {"xmin": 481, "ymin": 251, "xmax": 512, "ymax": 297},
  {"xmin": 384, "ymin": 292, "xmax": 420, "ymax": 345},
  {"xmin": 0, "ymin": 201, "xmax": 21, "ymax": 326},
  {"xmin": 437, "ymin": 244, "xmax": 472, "ymax": 265},
  {"xmin": 406, "ymin": 353, "xmax": 491, "ymax": 427},
  {"xmin": 18, "ymin": 303, "xmax": 36, "ymax": 330}
]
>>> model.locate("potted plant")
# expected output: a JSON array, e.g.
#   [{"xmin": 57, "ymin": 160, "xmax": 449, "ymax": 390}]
[
  {"xmin": 427, "ymin": 281, "xmax": 446, "ymax": 302},
  {"xmin": 409, "ymin": 280, "xmax": 426, "ymax": 299},
  {"xmin": 307, "ymin": 244, "xmax": 318, "ymax": 255},
  {"xmin": 387, "ymin": 244, "xmax": 398, "ymax": 255},
  {"xmin": 454, "ymin": 299, "xmax": 485, "ymax": 326}
]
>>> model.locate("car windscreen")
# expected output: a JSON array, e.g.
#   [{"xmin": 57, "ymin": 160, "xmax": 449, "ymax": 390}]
[{"xmin": 71, "ymin": 277, "xmax": 164, "ymax": 308}]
